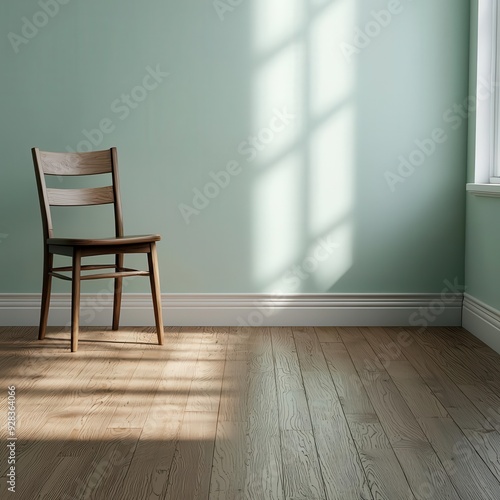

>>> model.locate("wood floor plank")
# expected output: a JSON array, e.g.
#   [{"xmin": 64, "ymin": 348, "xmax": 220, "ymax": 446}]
[
  {"xmin": 384, "ymin": 327, "xmax": 494, "ymax": 431},
  {"xmin": 293, "ymin": 328, "xmax": 345, "ymax": 419},
  {"xmin": 314, "ymin": 326, "xmax": 341, "ymax": 343},
  {"xmin": 384, "ymin": 360, "xmax": 449, "ymax": 418},
  {"xmin": 413, "ymin": 328, "xmax": 494, "ymax": 383},
  {"xmin": 106, "ymin": 350, "xmax": 167, "ymax": 429},
  {"xmin": 462, "ymin": 428, "xmax": 500, "ymax": 481},
  {"xmin": 362, "ymin": 326, "xmax": 407, "ymax": 365},
  {"xmin": 59, "ymin": 349, "xmax": 146, "ymax": 448},
  {"xmin": 0, "ymin": 349, "xmax": 121, "ymax": 479},
  {"xmin": 355, "ymin": 369, "xmax": 428, "ymax": 445},
  {"xmin": 2, "ymin": 326, "xmax": 500, "ymax": 499},
  {"xmin": 210, "ymin": 420, "xmax": 248, "ymax": 495},
  {"xmin": 186, "ymin": 366, "xmax": 227, "ymax": 414},
  {"xmin": 243, "ymin": 427, "xmax": 284, "ymax": 500},
  {"xmin": 338, "ymin": 328, "xmax": 427, "ymax": 446},
  {"xmin": 209, "ymin": 491, "xmax": 246, "ymax": 500},
  {"xmin": 113, "ymin": 330, "xmax": 200, "ymax": 499},
  {"xmin": 338, "ymin": 327, "xmax": 387, "ymax": 377},
  {"xmin": 419, "ymin": 417, "xmax": 500, "ymax": 500},
  {"xmin": 293, "ymin": 327, "xmax": 372, "ymax": 500},
  {"xmin": 321, "ymin": 341, "xmax": 376, "ymax": 418},
  {"xmin": 114, "ymin": 417, "xmax": 182, "ymax": 500},
  {"xmin": 10, "ymin": 350, "xmax": 145, "ymax": 499},
  {"xmin": 244, "ymin": 347, "xmax": 284, "ymax": 498},
  {"xmin": 271, "ymin": 327, "xmax": 313, "ymax": 431},
  {"xmin": 165, "ymin": 411, "xmax": 219, "ymax": 500},
  {"xmin": 214, "ymin": 327, "xmax": 285, "ymax": 499},
  {"xmin": 348, "ymin": 419, "xmax": 414, "ymax": 500},
  {"xmin": 321, "ymin": 341, "xmax": 414, "ymax": 499},
  {"xmin": 281, "ymin": 430, "xmax": 325, "ymax": 500},
  {"xmin": 393, "ymin": 444, "xmax": 459, "ymax": 500},
  {"xmin": 72, "ymin": 428, "xmax": 141, "ymax": 500},
  {"xmin": 339, "ymin": 328, "xmax": 460, "ymax": 499},
  {"xmin": 218, "ymin": 359, "xmax": 251, "ymax": 422},
  {"xmin": 410, "ymin": 328, "xmax": 500, "ymax": 431}
]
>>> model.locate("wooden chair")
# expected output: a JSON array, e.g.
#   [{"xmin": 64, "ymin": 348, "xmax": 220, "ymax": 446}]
[{"xmin": 32, "ymin": 147, "xmax": 164, "ymax": 352}]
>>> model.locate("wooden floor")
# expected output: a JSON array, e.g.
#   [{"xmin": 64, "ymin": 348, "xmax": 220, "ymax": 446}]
[{"xmin": 1, "ymin": 326, "xmax": 500, "ymax": 499}]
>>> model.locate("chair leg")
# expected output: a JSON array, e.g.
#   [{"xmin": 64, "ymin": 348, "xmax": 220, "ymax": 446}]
[
  {"xmin": 71, "ymin": 250, "xmax": 82, "ymax": 353},
  {"xmin": 147, "ymin": 242, "xmax": 164, "ymax": 345},
  {"xmin": 112, "ymin": 254, "xmax": 124, "ymax": 330},
  {"xmin": 39, "ymin": 251, "xmax": 53, "ymax": 340}
]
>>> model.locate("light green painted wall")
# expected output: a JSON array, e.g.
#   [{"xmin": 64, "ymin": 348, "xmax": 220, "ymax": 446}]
[
  {"xmin": 465, "ymin": 0, "xmax": 500, "ymax": 310},
  {"xmin": 0, "ymin": 0, "xmax": 469, "ymax": 294}
]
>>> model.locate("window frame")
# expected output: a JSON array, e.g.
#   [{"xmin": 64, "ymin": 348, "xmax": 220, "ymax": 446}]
[{"xmin": 467, "ymin": 0, "xmax": 500, "ymax": 195}]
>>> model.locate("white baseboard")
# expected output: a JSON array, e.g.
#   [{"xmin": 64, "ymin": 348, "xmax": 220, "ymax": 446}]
[
  {"xmin": 462, "ymin": 293, "xmax": 500, "ymax": 353},
  {"xmin": 0, "ymin": 293, "xmax": 463, "ymax": 327}
]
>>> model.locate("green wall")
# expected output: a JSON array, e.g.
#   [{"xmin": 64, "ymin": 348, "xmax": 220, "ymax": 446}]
[
  {"xmin": 0, "ymin": 0, "xmax": 469, "ymax": 294},
  {"xmin": 465, "ymin": 0, "xmax": 500, "ymax": 311}
]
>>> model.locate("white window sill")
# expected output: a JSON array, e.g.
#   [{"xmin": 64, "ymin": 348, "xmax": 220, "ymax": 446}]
[{"xmin": 466, "ymin": 183, "xmax": 500, "ymax": 197}]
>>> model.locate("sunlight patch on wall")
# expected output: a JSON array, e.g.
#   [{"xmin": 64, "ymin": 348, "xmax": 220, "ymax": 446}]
[
  {"xmin": 252, "ymin": 0, "xmax": 304, "ymax": 54},
  {"xmin": 311, "ymin": 220, "xmax": 353, "ymax": 289},
  {"xmin": 252, "ymin": 154, "xmax": 301, "ymax": 284},
  {"xmin": 251, "ymin": 42, "xmax": 303, "ymax": 167},
  {"xmin": 309, "ymin": 107, "xmax": 354, "ymax": 237},
  {"xmin": 310, "ymin": 0, "xmax": 355, "ymax": 116},
  {"xmin": 250, "ymin": 0, "xmax": 356, "ymax": 291}
]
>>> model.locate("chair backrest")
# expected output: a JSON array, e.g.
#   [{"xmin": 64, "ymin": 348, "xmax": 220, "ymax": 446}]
[{"xmin": 32, "ymin": 148, "xmax": 124, "ymax": 241}]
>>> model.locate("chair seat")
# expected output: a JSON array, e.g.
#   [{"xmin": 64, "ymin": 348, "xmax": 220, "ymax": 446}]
[{"xmin": 47, "ymin": 234, "xmax": 161, "ymax": 246}]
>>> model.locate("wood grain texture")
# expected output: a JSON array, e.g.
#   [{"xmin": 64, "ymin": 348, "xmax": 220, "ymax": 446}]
[
  {"xmin": 271, "ymin": 327, "xmax": 313, "ymax": 431},
  {"xmin": 293, "ymin": 327, "xmax": 372, "ymax": 500},
  {"xmin": 321, "ymin": 341, "xmax": 376, "ymax": 418},
  {"xmin": 393, "ymin": 443, "xmax": 459, "ymax": 500},
  {"xmin": 348, "ymin": 420, "xmax": 414, "ymax": 500},
  {"xmin": 339, "ymin": 328, "xmax": 461, "ymax": 499},
  {"xmin": 39, "ymin": 149, "xmax": 112, "ymax": 176},
  {"xmin": 281, "ymin": 430, "xmax": 325, "ymax": 499},
  {"xmin": 339, "ymin": 328, "xmax": 427, "ymax": 446},
  {"xmin": 210, "ymin": 420, "xmax": 248, "ymax": 495},
  {"xmin": 243, "ymin": 328, "xmax": 284, "ymax": 500},
  {"xmin": 410, "ymin": 328, "xmax": 500, "ymax": 431},
  {"xmin": 419, "ymin": 417, "xmax": 500, "ymax": 500},
  {"xmin": 384, "ymin": 327, "xmax": 493, "ymax": 431},
  {"xmin": 463, "ymin": 428, "xmax": 500, "ymax": 481},
  {"xmin": 46, "ymin": 185, "xmax": 115, "ymax": 206},
  {"xmin": 2, "ymin": 326, "xmax": 500, "ymax": 499},
  {"xmin": 314, "ymin": 326, "xmax": 341, "ymax": 343},
  {"xmin": 383, "ymin": 360, "xmax": 449, "ymax": 418},
  {"xmin": 165, "ymin": 411, "xmax": 219, "ymax": 500}
]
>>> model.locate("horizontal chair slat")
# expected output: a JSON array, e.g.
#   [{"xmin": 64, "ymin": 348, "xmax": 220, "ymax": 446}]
[
  {"xmin": 50, "ymin": 269, "xmax": 149, "ymax": 281},
  {"xmin": 80, "ymin": 270, "xmax": 150, "ymax": 280},
  {"xmin": 40, "ymin": 150, "xmax": 112, "ymax": 176},
  {"xmin": 53, "ymin": 264, "xmax": 116, "ymax": 272},
  {"xmin": 47, "ymin": 186, "xmax": 114, "ymax": 206},
  {"xmin": 50, "ymin": 272, "xmax": 73, "ymax": 281}
]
